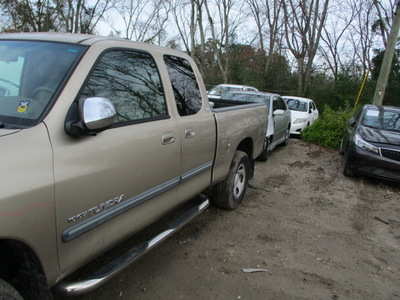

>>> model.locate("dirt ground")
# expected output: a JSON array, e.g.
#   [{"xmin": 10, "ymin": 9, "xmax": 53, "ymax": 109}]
[{"xmin": 70, "ymin": 138, "xmax": 400, "ymax": 300}]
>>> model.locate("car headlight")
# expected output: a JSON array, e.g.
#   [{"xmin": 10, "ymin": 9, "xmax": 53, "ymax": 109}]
[
  {"xmin": 355, "ymin": 133, "xmax": 379, "ymax": 154},
  {"xmin": 293, "ymin": 118, "xmax": 307, "ymax": 124}
]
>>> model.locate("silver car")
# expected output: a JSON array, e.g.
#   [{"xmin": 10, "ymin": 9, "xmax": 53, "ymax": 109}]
[{"xmin": 219, "ymin": 91, "xmax": 291, "ymax": 161}]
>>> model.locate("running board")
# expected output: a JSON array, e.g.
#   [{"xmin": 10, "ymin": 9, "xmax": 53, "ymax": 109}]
[{"xmin": 53, "ymin": 196, "xmax": 209, "ymax": 296}]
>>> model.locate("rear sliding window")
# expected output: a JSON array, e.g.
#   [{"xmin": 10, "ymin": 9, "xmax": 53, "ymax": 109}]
[{"xmin": 164, "ymin": 55, "xmax": 202, "ymax": 116}]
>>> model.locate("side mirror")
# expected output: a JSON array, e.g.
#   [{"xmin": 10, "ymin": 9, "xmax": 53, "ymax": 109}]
[
  {"xmin": 66, "ymin": 97, "xmax": 116, "ymax": 136},
  {"xmin": 273, "ymin": 109, "xmax": 284, "ymax": 116},
  {"xmin": 348, "ymin": 117, "xmax": 356, "ymax": 127}
]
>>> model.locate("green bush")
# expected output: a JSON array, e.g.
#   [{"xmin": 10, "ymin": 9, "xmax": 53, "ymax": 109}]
[{"xmin": 301, "ymin": 105, "xmax": 354, "ymax": 149}]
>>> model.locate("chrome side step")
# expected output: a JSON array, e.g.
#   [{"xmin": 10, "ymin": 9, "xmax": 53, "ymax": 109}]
[{"xmin": 53, "ymin": 196, "xmax": 209, "ymax": 296}]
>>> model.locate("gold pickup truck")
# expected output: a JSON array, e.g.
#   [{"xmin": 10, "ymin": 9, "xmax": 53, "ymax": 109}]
[{"xmin": 0, "ymin": 33, "xmax": 267, "ymax": 299}]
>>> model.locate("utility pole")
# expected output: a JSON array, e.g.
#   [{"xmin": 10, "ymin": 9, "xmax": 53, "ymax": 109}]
[{"xmin": 372, "ymin": 0, "xmax": 400, "ymax": 105}]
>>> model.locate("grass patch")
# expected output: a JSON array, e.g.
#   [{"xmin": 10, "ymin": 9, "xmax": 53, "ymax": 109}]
[{"xmin": 301, "ymin": 105, "xmax": 354, "ymax": 149}]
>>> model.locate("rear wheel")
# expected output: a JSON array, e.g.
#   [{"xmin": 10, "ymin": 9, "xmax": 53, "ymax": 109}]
[
  {"xmin": 0, "ymin": 279, "xmax": 23, "ymax": 300},
  {"xmin": 256, "ymin": 137, "xmax": 269, "ymax": 162},
  {"xmin": 213, "ymin": 151, "xmax": 250, "ymax": 209}
]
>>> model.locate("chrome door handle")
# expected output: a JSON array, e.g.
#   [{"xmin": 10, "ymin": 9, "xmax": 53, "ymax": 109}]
[
  {"xmin": 185, "ymin": 127, "xmax": 195, "ymax": 138},
  {"xmin": 162, "ymin": 132, "xmax": 175, "ymax": 145}
]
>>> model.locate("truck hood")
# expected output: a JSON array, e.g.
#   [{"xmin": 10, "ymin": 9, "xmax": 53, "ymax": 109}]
[
  {"xmin": 0, "ymin": 128, "xmax": 22, "ymax": 137},
  {"xmin": 359, "ymin": 126, "xmax": 400, "ymax": 146}
]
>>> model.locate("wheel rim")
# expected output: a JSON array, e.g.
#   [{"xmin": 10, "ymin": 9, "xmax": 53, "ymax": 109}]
[{"xmin": 233, "ymin": 163, "xmax": 246, "ymax": 198}]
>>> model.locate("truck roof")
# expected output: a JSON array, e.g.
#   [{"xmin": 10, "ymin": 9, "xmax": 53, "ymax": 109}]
[
  {"xmin": 0, "ymin": 32, "xmax": 188, "ymax": 57},
  {"xmin": 0, "ymin": 32, "xmax": 107, "ymax": 44}
]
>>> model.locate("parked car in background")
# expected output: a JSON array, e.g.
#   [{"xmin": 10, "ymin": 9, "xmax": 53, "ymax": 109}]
[
  {"xmin": 340, "ymin": 104, "xmax": 400, "ymax": 182},
  {"xmin": 283, "ymin": 96, "xmax": 318, "ymax": 135},
  {"xmin": 207, "ymin": 84, "xmax": 258, "ymax": 100},
  {"xmin": 219, "ymin": 91, "xmax": 291, "ymax": 161}
]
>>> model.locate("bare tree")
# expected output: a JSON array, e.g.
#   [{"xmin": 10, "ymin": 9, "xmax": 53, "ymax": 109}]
[
  {"xmin": 0, "ymin": 0, "xmax": 111, "ymax": 33},
  {"xmin": 106, "ymin": 0, "xmax": 171, "ymax": 43},
  {"xmin": 0, "ymin": 0, "xmax": 57, "ymax": 32},
  {"xmin": 54, "ymin": 0, "xmax": 112, "ymax": 33},
  {"xmin": 245, "ymin": 0, "xmax": 284, "ymax": 75},
  {"xmin": 372, "ymin": 0, "xmax": 393, "ymax": 47},
  {"xmin": 203, "ymin": 0, "xmax": 246, "ymax": 82},
  {"xmin": 281, "ymin": 0, "xmax": 330, "ymax": 96},
  {"xmin": 318, "ymin": 0, "xmax": 358, "ymax": 80}
]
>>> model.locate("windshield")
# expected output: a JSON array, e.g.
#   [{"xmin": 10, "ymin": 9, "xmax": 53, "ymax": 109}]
[
  {"xmin": 222, "ymin": 92, "xmax": 270, "ymax": 106},
  {"xmin": 362, "ymin": 108, "xmax": 400, "ymax": 132},
  {"xmin": 285, "ymin": 98, "xmax": 308, "ymax": 112},
  {"xmin": 0, "ymin": 40, "xmax": 86, "ymax": 128}
]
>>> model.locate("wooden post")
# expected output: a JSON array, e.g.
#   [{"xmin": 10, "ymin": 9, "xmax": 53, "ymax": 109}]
[{"xmin": 372, "ymin": 1, "xmax": 400, "ymax": 105}]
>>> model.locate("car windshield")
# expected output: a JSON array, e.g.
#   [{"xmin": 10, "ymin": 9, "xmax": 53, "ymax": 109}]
[
  {"xmin": 222, "ymin": 92, "xmax": 270, "ymax": 106},
  {"xmin": 285, "ymin": 98, "xmax": 308, "ymax": 112},
  {"xmin": 208, "ymin": 85, "xmax": 244, "ymax": 96},
  {"xmin": 362, "ymin": 108, "xmax": 400, "ymax": 132},
  {"xmin": 0, "ymin": 40, "xmax": 86, "ymax": 128}
]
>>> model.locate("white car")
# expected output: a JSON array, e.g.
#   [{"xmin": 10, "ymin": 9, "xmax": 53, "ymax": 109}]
[
  {"xmin": 283, "ymin": 96, "xmax": 318, "ymax": 135},
  {"xmin": 208, "ymin": 84, "xmax": 258, "ymax": 100}
]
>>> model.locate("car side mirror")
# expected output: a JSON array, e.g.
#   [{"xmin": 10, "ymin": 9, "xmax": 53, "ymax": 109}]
[
  {"xmin": 348, "ymin": 117, "xmax": 356, "ymax": 127},
  {"xmin": 273, "ymin": 109, "xmax": 284, "ymax": 116},
  {"xmin": 65, "ymin": 97, "xmax": 116, "ymax": 136}
]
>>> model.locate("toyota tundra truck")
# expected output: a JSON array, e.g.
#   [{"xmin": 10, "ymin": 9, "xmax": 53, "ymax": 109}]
[{"xmin": 0, "ymin": 33, "xmax": 267, "ymax": 299}]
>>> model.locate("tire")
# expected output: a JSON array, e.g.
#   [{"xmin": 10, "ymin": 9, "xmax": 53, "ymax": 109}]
[
  {"xmin": 281, "ymin": 126, "xmax": 290, "ymax": 146},
  {"xmin": 256, "ymin": 137, "xmax": 269, "ymax": 162},
  {"xmin": 0, "ymin": 279, "xmax": 23, "ymax": 300},
  {"xmin": 213, "ymin": 151, "xmax": 250, "ymax": 209},
  {"xmin": 339, "ymin": 139, "xmax": 344, "ymax": 155},
  {"xmin": 343, "ymin": 153, "xmax": 355, "ymax": 177}
]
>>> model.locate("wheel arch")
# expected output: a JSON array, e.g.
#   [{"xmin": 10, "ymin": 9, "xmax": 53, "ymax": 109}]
[
  {"xmin": 0, "ymin": 239, "xmax": 51, "ymax": 299},
  {"xmin": 236, "ymin": 137, "xmax": 254, "ymax": 179}
]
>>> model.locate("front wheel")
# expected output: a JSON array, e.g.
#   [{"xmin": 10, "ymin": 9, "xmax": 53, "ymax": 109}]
[
  {"xmin": 213, "ymin": 151, "xmax": 250, "ymax": 209},
  {"xmin": 0, "ymin": 279, "xmax": 23, "ymax": 300},
  {"xmin": 343, "ymin": 152, "xmax": 355, "ymax": 177}
]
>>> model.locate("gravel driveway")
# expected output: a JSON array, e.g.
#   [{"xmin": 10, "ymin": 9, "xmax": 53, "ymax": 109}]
[{"xmin": 69, "ymin": 138, "xmax": 400, "ymax": 300}]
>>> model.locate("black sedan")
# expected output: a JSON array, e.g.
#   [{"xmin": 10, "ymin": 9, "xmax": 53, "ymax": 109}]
[{"xmin": 340, "ymin": 104, "xmax": 400, "ymax": 182}]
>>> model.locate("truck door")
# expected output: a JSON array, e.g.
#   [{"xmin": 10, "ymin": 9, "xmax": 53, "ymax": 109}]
[
  {"xmin": 163, "ymin": 55, "xmax": 216, "ymax": 201},
  {"xmin": 272, "ymin": 96, "xmax": 287, "ymax": 141},
  {"xmin": 52, "ymin": 48, "xmax": 181, "ymax": 272}
]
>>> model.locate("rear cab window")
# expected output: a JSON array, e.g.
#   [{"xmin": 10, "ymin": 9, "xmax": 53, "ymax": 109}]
[{"xmin": 163, "ymin": 55, "xmax": 202, "ymax": 116}]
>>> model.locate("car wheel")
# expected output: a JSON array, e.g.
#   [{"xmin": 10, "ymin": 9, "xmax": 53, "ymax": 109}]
[
  {"xmin": 343, "ymin": 153, "xmax": 355, "ymax": 177},
  {"xmin": 0, "ymin": 279, "xmax": 23, "ymax": 300},
  {"xmin": 281, "ymin": 126, "xmax": 290, "ymax": 146},
  {"xmin": 339, "ymin": 138, "xmax": 345, "ymax": 155},
  {"xmin": 256, "ymin": 137, "xmax": 269, "ymax": 162},
  {"xmin": 213, "ymin": 150, "xmax": 250, "ymax": 209}
]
